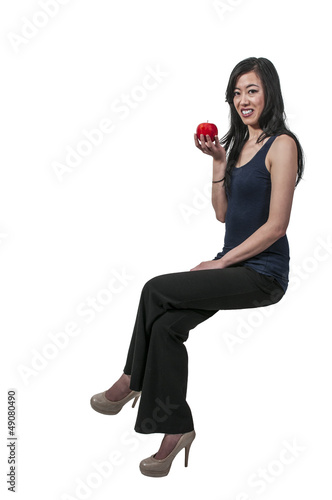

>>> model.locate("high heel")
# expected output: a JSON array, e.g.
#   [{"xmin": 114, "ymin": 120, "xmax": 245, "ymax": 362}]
[
  {"xmin": 90, "ymin": 390, "xmax": 141, "ymax": 415},
  {"xmin": 139, "ymin": 430, "xmax": 196, "ymax": 477},
  {"xmin": 184, "ymin": 439, "xmax": 193, "ymax": 467}
]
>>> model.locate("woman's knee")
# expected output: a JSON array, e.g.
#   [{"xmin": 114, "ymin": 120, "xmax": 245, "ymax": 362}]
[
  {"xmin": 142, "ymin": 273, "xmax": 170, "ymax": 296},
  {"xmin": 150, "ymin": 312, "xmax": 189, "ymax": 344}
]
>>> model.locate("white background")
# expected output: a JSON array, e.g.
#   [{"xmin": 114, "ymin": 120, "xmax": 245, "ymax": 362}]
[{"xmin": 0, "ymin": 0, "xmax": 331, "ymax": 499}]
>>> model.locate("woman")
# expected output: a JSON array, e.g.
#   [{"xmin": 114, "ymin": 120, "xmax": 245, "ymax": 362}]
[{"xmin": 90, "ymin": 56, "xmax": 304, "ymax": 477}]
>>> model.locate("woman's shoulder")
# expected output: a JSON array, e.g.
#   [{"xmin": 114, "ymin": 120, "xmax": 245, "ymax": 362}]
[
  {"xmin": 265, "ymin": 134, "xmax": 298, "ymax": 173},
  {"xmin": 269, "ymin": 134, "xmax": 297, "ymax": 157},
  {"xmin": 271, "ymin": 133, "xmax": 297, "ymax": 148}
]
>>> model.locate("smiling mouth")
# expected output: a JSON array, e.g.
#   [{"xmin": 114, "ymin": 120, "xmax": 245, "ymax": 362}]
[{"xmin": 241, "ymin": 109, "xmax": 254, "ymax": 117}]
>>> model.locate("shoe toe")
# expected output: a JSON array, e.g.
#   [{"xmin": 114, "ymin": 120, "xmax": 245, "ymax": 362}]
[
  {"xmin": 90, "ymin": 392, "xmax": 107, "ymax": 411},
  {"xmin": 90, "ymin": 392, "xmax": 101, "ymax": 403},
  {"xmin": 139, "ymin": 456, "xmax": 155, "ymax": 468},
  {"xmin": 139, "ymin": 455, "xmax": 171, "ymax": 477},
  {"xmin": 139, "ymin": 456, "xmax": 158, "ymax": 476}
]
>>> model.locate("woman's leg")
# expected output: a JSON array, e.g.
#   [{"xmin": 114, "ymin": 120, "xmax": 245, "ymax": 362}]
[
  {"xmin": 134, "ymin": 307, "xmax": 216, "ymax": 434},
  {"xmin": 122, "ymin": 265, "xmax": 284, "ymax": 435},
  {"xmin": 104, "ymin": 373, "xmax": 132, "ymax": 401}
]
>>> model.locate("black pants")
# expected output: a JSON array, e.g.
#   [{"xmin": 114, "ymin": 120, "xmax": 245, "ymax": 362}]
[{"xmin": 123, "ymin": 265, "xmax": 285, "ymax": 435}]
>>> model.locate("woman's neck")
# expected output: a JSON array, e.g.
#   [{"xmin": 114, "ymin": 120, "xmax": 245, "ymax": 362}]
[{"xmin": 247, "ymin": 125, "xmax": 264, "ymax": 142}]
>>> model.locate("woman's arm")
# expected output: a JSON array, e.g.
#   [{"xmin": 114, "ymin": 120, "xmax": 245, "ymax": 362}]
[
  {"xmin": 194, "ymin": 133, "xmax": 227, "ymax": 222},
  {"xmin": 212, "ymin": 158, "xmax": 228, "ymax": 222},
  {"xmin": 191, "ymin": 135, "xmax": 298, "ymax": 271}
]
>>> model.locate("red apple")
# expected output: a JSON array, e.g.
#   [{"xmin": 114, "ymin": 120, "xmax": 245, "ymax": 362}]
[{"xmin": 196, "ymin": 121, "xmax": 218, "ymax": 142}]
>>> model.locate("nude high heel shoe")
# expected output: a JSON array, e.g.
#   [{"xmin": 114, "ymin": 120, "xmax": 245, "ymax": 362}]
[
  {"xmin": 139, "ymin": 430, "xmax": 196, "ymax": 477},
  {"xmin": 90, "ymin": 390, "xmax": 141, "ymax": 415}
]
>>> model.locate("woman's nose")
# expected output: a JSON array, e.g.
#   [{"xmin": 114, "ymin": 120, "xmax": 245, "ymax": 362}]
[{"xmin": 240, "ymin": 94, "xmax": 250, "ymax": 106}]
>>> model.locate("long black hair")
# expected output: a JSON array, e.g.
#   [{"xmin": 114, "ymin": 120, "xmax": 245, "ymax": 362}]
[{"xmin": 220, "ymin": 57, "xmax": 304, "ymax": 195}]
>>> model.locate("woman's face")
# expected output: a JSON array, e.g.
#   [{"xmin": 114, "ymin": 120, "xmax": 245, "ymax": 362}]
[{"xmin": 233, "ymin": 71, "xmax": 265, "ymax": 127}]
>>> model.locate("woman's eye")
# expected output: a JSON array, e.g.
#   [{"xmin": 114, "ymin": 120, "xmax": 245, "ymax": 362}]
[{"xmin": 233, "ymin": 89, "xmax": 258, "ymax": 97}]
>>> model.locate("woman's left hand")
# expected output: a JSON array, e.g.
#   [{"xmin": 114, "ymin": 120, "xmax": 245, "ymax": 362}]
[{"xmin": 190, "ymin": 259, "xmax": 226, "ymax": 271}]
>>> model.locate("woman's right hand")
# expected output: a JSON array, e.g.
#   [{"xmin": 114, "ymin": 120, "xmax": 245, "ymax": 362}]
[{"xmin": 194, "ymin": 133, "xmax": 226, "ymax": 164}]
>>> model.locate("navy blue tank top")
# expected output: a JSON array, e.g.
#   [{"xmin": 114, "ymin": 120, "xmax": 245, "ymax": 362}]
[{"xmin": 213, "ymin": 135, "xmax": 289, "ymax": 292}]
